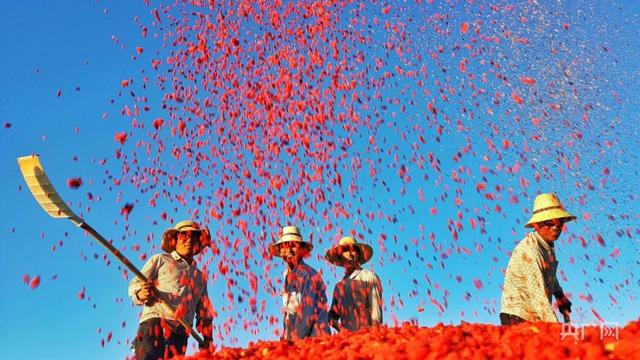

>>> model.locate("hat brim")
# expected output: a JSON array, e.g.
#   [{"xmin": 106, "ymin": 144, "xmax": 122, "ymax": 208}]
[
  {"xmin": 161, "ymin": 228, "xmax": 206, "ymax": 254},
  {"xmin": 525, "ymin": 209, "xmax": 576, "ymax": 228},
  {"xmin": 325, "ymin": 243, "xmax": 373, "ymax": 266},
  {"xmin": 268, "ymin": 240, "xmax": 313, "ymax": 258}
]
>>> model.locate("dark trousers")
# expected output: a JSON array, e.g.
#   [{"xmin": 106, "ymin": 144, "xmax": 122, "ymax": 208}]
[
  {"xmin": 134, "ymin": 318, "xmax": 188, "ymax": 360},
  {"xmin": 500, "ymin": 313, "xmax": 526, "ymax": 326}
]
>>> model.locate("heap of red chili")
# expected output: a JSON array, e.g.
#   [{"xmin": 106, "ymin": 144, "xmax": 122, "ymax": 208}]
[{"xmin": 181, "ymin": 320, "xmax": 639, "ymax": 359}]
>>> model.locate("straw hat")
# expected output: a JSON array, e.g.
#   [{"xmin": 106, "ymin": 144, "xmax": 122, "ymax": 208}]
[
  {"xmin": 525, "ymin": 193, "xmax": 576, "ymax": 228},
  {"xmin": 325, "ymin": 236, "xmax": 373, "ymax": 266},
  {"xmin": 161, "ymin": 220, "xmax": 209, "ymax": 254},
  {"xmin": 268, "ymin": 225, "xmax": 313, "ymax": 258}
]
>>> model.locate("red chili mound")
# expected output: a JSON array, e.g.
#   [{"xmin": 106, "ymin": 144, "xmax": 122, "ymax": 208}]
[{"xmin": 183, "ymin": 321, "xmax": 639, "ymax": 360}]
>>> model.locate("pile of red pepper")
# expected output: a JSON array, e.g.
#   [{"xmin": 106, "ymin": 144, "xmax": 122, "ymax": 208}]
[{"xmin": 182, "ymin": 320, "xmax": 638, "ymax": 359}]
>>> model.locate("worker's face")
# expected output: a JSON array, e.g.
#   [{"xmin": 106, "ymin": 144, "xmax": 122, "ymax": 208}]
[
  {"xmin": 175, "ymin": 231, "xmax": 200, "ymax": 258},
  {"xmin": 279, "ymin": 241, "xmax": 304, "ymax": 267},
  {"xmin": 533, "ymin": 219, "xmax": 565, "ymax": 242},
  {"xmin": 341, "ymin": 246, "xmax": 360, "ymax": 265}
]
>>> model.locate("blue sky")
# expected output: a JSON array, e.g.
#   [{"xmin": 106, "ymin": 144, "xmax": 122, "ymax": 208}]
[{"xmin": 1, "ymin": 1, "xmax": 639, "ymax": 359}]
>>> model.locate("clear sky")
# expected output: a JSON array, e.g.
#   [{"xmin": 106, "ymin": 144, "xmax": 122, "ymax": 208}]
[{"xmin": 1, "ymin": 1, "xmax": 639, "ymax": 359}]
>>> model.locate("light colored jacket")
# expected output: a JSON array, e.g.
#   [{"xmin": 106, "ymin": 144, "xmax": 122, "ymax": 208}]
[{"xmin": 128, "ymin": 251, "xmax": 212, "ymax": 326}]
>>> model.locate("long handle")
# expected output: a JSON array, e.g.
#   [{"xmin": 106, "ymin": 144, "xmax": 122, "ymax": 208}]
[
  {"xmin": 78, "ymin": 222, "xmax": 206, "ymax": 347},
  {"xmin": 17, "ymin": 155, "xmax": 207, "ymax": 348}
]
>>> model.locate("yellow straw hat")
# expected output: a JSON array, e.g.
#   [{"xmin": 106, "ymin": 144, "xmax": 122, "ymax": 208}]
[
  {"xmin": 268, "ymin": 225, "xmax": 313, "ymax": 258},
  {"xmin": 325, "ymin": 236, "xmax": 373, "ymax": 266},
  {"xmin": 161, "ymin": 220, "xmax": 209, "ymax": 254},
  {"xmin": 525, "ymin": 193, "xmax": 576, "ymax": 228}
]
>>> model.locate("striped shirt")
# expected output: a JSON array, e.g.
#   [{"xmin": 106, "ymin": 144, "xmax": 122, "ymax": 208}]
[
  {"xmin": 282, "ymin": 261, "xmax": 330, "ymax": 340},
  {"xmin": 501, "ymin": 231, "xmax": 563, "ymax": 322}
]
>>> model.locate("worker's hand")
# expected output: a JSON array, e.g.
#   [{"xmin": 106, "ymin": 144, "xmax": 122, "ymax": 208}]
[
  {"xmin": 328, "ymin": 318, "xmax": 340, "ymax": 333},
  {"xmin": 199, "ymin": 337, "xmax": 214, "ymax": 352},
  {"xmin": 557, "ymin": 296, "xmax": 572, "ymax": 323},
  {"xmin": 557, "ymin": 297, "xmax": 572, "ymax": 315},
  {"xmin": 136, "ymin": 280, "xmax": 157, "ymax": 305}
]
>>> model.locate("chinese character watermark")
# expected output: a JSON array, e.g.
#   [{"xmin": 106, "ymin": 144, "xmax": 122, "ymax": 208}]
[
  {"xmin": 560, "ymin": 323, "xmax": 584, "ymax": 340},
  {"xmin": 560, "ymin": 322, "xmax": 620, "ymax": 341},
  {"xmin": 599, "ymin": 323, "xmax": 619, "ymax": 340}
]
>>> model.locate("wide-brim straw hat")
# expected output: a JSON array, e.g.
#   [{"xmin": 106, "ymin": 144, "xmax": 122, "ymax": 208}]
[
  {"xmin": 268, "ymin": 225, "xmax": 313, "ymax": 258},
  {"xmin": 525, "ymin": 193, "xmax": 576, "ymax": 228},
  {"xmin": 161, "ymin": 220, "xmax": 209, "ymax": 254},
  {"xmin": 325, "ymin": 236, "xmax": 373, "ymax": 266}
]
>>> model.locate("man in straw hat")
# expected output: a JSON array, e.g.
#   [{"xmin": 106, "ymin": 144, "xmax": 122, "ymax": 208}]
[
  {"xmin": 129, "ymin": 220, "xmax": 214, "ymax": 359},
  {"xmin": 325, "ymin": 236, "xmax": 383, "ymax": 332},
  {"xmin": 269, "ymin": 225, "xmax": 330, "ymax": 340},
  {"xmin": 500, "ymin": 193, "xmax": 575, "ymax": 325}
]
